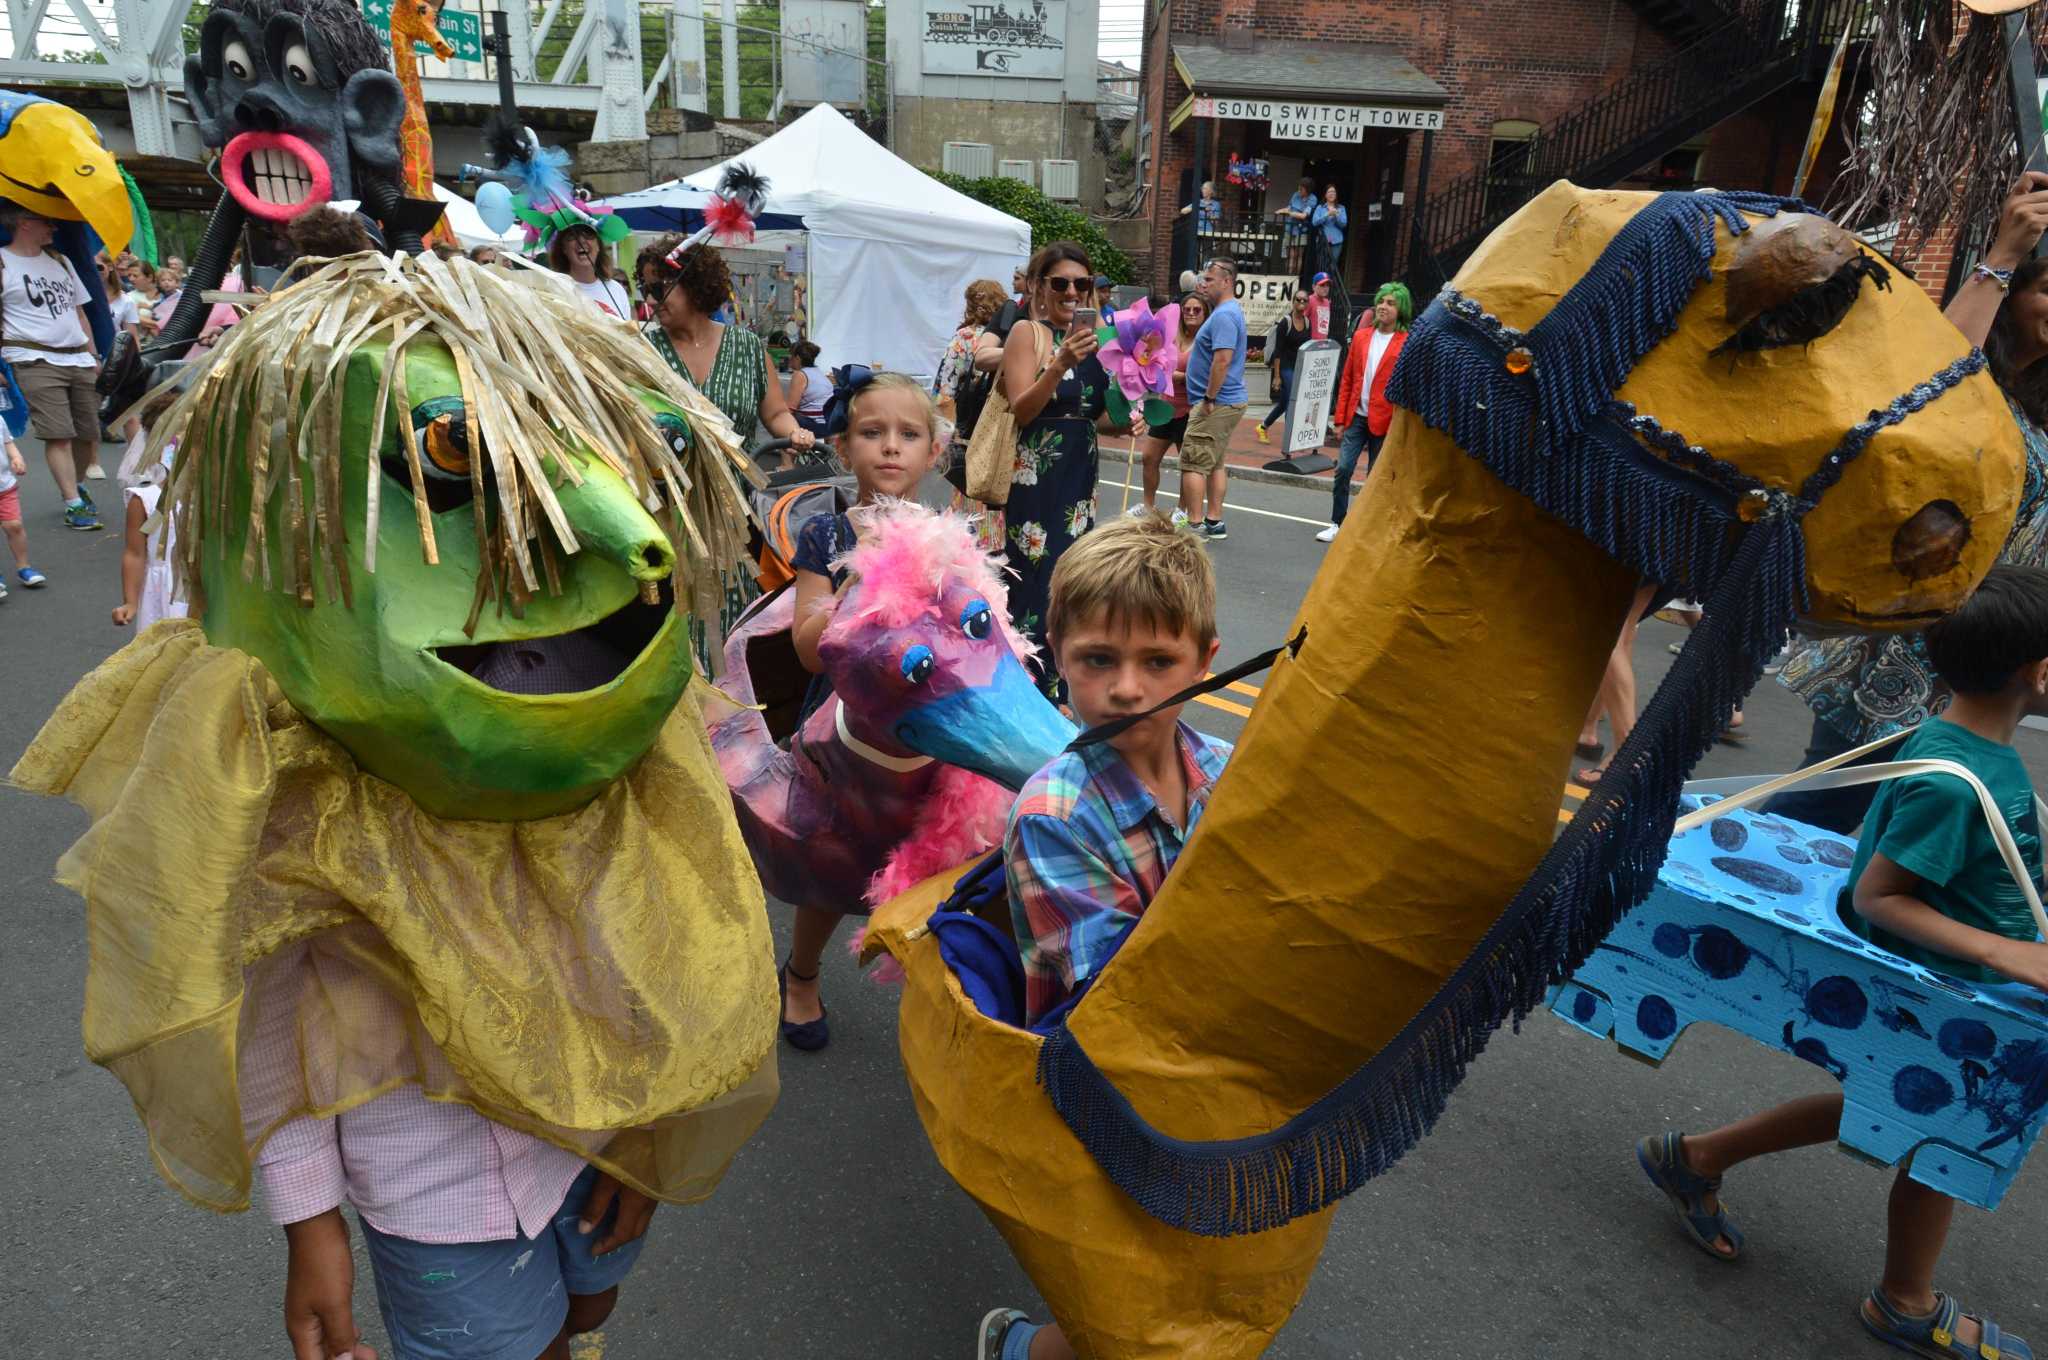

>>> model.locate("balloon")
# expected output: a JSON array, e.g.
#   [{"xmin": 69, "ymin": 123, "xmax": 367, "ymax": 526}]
[{"xmin": 475, "ymin": 182, "xmax": 515, "ymax": 235}]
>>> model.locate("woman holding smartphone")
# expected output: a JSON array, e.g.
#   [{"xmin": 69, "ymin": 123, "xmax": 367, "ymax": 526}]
[{"xmin": 997, "ymin": 241, "xmax": 1122, "ymax": 687}]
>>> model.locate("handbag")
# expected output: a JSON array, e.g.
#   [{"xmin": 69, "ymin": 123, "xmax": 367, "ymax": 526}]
[
  {"xmin": 963, "ymin": 319, "xmax": 1050, "ymax": 508},
  {"xmin": 946, "ymin": 361, "xmax": 994, "ymax": 496},
  {"xmin": 951, "ymin": 302, "xmax": 1023, "ymax": 446}
]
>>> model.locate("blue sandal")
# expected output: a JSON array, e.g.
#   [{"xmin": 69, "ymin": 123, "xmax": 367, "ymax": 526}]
[
  {"xmin": 1862, "ymin": 1288, "xmax": 2034, "ymax": 1360},
  {"xmin": 778, "ymin": 961, "xmax": 831, "ymax": 1052},
  {"xmin": 1635, "ymin": 1131, "xmax": 1743, "ymax": 1260}
]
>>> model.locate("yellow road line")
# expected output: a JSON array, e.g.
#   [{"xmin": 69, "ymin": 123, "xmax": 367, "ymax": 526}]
[
  {"xmin": 1203, "ymin": 672, "xmax": 1264, "ymax": 699},
  {"xmin": 1194, "ymin": 692, "xmax": 1254, "ymax": 718},
  {"xmin": 1558, "ymin": 807, "xmax": 1573, "ymax": 824},
  {"xmin": 1565, "ymin": 783, "xmax": 1590, "ymax": 800}
]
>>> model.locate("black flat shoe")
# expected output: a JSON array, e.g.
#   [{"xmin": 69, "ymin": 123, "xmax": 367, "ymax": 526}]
[{"xmin": 779, "ymin": 961, "xmax": 831, "ymax": 1052}]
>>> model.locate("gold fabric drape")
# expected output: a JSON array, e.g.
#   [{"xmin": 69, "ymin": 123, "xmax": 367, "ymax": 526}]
[{"xmin": 12, "ymin": 620, "xmax": 778, "ymax": 1213}]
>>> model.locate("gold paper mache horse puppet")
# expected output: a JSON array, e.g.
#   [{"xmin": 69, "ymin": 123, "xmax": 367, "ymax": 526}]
[
  {"xmin": 863, "ymin": 184, "xmax": 2026, "ymax": 1357},
  {"xmin": 13, "ymin": 252, "xmax": 781, "ymax": 1214}
]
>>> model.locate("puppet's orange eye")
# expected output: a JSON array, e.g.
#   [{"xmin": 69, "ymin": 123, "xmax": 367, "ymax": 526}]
[{"xmin": 425, "ymin": 413, "xmax": 471, "ymax": 477}]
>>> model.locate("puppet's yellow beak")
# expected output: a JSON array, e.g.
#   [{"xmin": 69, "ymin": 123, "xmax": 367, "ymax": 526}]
[{"xmin": 0, "ymin": 100, "xmax": 131, "ymax": 254}]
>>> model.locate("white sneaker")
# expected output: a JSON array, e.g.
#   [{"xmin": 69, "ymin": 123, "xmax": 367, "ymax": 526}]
[
  {"xmin": 1170, "ymin": 509, "xmax": 1190, "ymax": 528},
  {"xmin": 83, "ymin": 464, "xmax": 107, "ymax": 480},
  {"xmin": 1315, "ymin": 523, "xmax": 1339, "ymax": 543},
  {"xmin": 1126, "ymin": 503, "xmax": 1150, "ymax": 518}
]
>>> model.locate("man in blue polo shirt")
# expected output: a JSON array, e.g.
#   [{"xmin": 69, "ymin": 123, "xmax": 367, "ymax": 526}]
[{"xmin": 1181, "ymin": 257, "xmax": 1247, "ymax": 540}]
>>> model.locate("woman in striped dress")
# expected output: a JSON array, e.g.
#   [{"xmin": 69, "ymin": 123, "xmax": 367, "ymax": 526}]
[
  {"xmin": 641, "ymin": 236, "xmax": 816, "ymax": 462},
  {"xmin": 640, "ymin": 238, "xmax": 819, "ymax": 648}
]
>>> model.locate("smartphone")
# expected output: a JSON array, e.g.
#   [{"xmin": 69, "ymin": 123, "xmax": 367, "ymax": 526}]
[{"xmin": 1071, "ymin": 307, "xmax": 1099, "ymax": 334}]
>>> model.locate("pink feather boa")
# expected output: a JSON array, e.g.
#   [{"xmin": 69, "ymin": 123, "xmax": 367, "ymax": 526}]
[{"xmin": 849, "ymin": 762, "xmax": 1011, "ymax": 982}]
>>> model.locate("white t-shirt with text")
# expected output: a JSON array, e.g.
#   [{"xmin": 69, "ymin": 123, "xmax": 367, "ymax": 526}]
[{"xmin": 1, "ymin": 247, "xmax": 95, "ymax": 367}]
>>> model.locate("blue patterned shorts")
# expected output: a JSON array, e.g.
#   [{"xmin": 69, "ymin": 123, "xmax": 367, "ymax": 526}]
[{"xmin": 359, "ymin": 1166, "xmax": 648, "ymax": 1360}]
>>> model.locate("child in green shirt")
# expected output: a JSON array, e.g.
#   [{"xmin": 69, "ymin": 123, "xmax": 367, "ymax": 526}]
[{"xmin": 1635, "ymin": 563, "xmax": 2048, "ymax": 1360}]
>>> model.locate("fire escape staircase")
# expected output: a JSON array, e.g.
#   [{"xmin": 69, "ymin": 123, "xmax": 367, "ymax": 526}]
[{"xmin": 1405, "ymin": 0, "xmax": 1854, "ymax": 297}]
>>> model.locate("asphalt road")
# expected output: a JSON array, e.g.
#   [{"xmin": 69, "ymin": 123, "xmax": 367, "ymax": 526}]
[{"xmin": 4, "ymin": 437, "xmax": 2046, "ymax": 1359}]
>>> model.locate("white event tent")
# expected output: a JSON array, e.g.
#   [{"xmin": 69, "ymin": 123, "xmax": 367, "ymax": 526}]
[{"xmin": 595, "ymin": 105, "xmax": 1031, "ymax": 378}]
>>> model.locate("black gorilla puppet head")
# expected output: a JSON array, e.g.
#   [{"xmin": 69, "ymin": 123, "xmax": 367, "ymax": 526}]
[
  {"xmin": 98, "ymin": 0, "xmax": 428, "ymax": 417},
  {"xmin": 185, "ymin": 0, "xmax": 406, "ymax": 221}
]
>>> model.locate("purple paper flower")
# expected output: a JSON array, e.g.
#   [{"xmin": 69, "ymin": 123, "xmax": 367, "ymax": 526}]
[{"xmin": 1099, "ymin": 298, "xmax": 1181, "ymax": 402}]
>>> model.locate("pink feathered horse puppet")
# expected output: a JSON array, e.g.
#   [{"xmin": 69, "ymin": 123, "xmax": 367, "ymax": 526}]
[{"xmin": 705, "ymin": 501, "xmax": 1076, "ymax": 920}]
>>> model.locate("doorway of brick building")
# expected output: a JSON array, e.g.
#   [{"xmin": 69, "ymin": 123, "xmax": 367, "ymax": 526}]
[
  {"xmin": 1359, "ymin": 132, "xmax": 1410, "ymax": 292},
  {"xmin": 1298, "ymin": 153, "xmax": 1354, "ymax": 289}
]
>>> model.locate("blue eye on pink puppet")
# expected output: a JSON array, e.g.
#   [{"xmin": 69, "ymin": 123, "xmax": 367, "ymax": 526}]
[
  {"xmin": 706, "ymin": 502, "xmax": 1074, "ymax": 915},
  {"xmin": 1097, "ymin": 296, "xmax": 1181, "ymax": 430}
]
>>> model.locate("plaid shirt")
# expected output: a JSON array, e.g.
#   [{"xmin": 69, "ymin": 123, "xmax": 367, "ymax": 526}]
[{"xmin": 1006, "ymin": 722, "xmax": 1231, "ymax": 1023}]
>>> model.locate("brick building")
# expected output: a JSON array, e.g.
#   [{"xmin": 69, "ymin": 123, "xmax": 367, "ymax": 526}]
[{"xmin": 1137, "ymin": 0, "xmax": 1876, "ymax": 322}]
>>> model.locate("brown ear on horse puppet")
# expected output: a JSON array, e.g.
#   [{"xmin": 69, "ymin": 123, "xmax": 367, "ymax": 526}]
[{"xmin": 862, "ymin": 184, "xmax": 2024, "ymax": 1358}]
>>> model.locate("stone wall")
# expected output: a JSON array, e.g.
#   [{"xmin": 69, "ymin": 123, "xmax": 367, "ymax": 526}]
[{"xmin": 575, "ymin": 108, "xmax": 728, "ymax": 196}]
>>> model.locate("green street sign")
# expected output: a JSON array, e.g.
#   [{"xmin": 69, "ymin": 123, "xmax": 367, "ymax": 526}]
[{"xmin": 360, "ymin": 0, "xmax": 486, "ymax": 63}]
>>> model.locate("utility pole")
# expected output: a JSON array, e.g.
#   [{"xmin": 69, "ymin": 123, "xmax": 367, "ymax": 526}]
[{"xmin": 721, "ymin": 0, "xmax": 741, "ymax": 118}]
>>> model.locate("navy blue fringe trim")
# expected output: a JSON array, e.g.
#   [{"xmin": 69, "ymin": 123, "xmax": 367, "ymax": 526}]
[
  {"xmin": 1036, "ymin": 516, "xmax": 1799, "ymax": 1238},
  {"xmin": 1521, "ymin": 191, "xmax": 1800, "ymax": 457},
  {"xmin": 1031, "ymin": 191, "xmax": 1975, "ymax": 1241}
]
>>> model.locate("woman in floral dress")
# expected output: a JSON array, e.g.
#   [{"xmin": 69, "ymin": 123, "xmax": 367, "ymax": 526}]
[
  {"xmin": 998, "ymin": 241, "xmax": 1114, "ymax": 687},
  {"xmin": 1772, "ymin": 178, "xmax": 2048, "ymax": 832}
]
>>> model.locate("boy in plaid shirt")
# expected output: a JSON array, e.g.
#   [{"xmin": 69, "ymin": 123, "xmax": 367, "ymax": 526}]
[
  {"xmin": 983, "ymin": 513, "xmax": 1228, "ymax": 1359},
  {"xmin": 1006, "ymin": 512, "xmax": 1230, "ymax": 1022}
]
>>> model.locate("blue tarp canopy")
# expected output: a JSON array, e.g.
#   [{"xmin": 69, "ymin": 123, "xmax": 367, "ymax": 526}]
[{"xmin": 592, "ymin": 182, "xmax": 804, "ymax": 234}]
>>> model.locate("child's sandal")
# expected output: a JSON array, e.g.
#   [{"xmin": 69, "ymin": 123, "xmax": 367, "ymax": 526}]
[
  {"xmin": 1634, "ymin": 1131, "xmax": 1743, "ymax": 1261},
  {"xmin": 1860, "ymin": 1288, "xmax": 2034, "ymax": 1360}
]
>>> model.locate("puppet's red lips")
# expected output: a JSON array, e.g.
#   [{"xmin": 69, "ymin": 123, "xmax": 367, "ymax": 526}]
[{"xmin": 222, "ymin": 132, "xmax": 332, "ymax": 222}]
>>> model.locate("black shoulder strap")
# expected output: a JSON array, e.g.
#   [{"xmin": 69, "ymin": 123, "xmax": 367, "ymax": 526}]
[{"xmin": 1065, "ymin": 626, "xmax": 1305, "ymax": 752}]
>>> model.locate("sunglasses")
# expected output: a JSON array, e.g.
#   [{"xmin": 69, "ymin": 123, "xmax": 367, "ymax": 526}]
[{"xmin": 1043, "ymin": 277, "xmax": 1089, "ymax": 294}]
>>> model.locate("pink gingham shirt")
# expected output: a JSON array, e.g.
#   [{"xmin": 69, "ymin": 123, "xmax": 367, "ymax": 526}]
[{"xmin": 241, "ymin": 935, "xmax": 587, "ymax": 1244}]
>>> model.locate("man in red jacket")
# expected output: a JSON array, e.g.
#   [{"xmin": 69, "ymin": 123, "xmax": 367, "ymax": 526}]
[{"xmin": 1316, "ymin": 281, "xmax": 1411, "ymax": 543}]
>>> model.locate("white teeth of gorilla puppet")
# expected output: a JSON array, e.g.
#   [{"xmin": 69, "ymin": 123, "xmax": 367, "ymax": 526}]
[{"xmin": 250, "ymin": 146, "xmax": 312, "ymax": 206}]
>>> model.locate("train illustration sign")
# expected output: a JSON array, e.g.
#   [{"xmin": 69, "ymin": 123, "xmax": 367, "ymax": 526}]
[{"xmin": 922, "ymin": 0, "xmax": 1066, "ymax": 78}]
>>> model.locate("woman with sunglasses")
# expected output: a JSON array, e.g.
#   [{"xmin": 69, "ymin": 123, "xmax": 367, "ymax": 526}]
[
  {"xmin": 996, "ymin": 240, "xmax": 1121, "ymax": 684},
  {"xmin": 638, "ymin": 234, "xmax": 815, "ymax": 468}
]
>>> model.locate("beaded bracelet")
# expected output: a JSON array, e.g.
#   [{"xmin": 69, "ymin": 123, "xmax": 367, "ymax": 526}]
[{"xmin": 1974, "ymin": 261, "xmax": 2015, "ymax": 291}]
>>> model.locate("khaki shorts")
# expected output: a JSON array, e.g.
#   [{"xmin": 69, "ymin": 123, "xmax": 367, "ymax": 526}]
[
  {"xmin": 16, "ymin": 357, "xmax": 102, "ymax": 442},
  {"xmin": 1180, "ymin": 401, "xmax": 1247, "ymax": 474}
]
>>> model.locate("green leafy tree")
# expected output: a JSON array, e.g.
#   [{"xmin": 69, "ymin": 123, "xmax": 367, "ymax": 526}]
[{"xmin": 933, "ymin": 172, "xmax": 1129, "ymax": 284}]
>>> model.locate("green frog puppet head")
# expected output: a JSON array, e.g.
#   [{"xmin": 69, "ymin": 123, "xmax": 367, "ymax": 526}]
[{"xmin": 148, "ymin": 253, "xmax": 753, "ymax": 821}]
